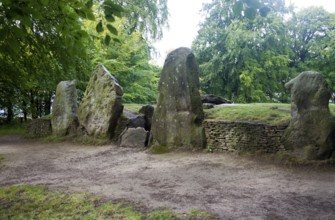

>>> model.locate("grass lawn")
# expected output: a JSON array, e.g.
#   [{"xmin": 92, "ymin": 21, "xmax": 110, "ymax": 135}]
[
  {"xmin": 0, "ymin": 122, "xmax": 26, "ymax": 135},
  {"xmin": 204, "ymin": 103, "xmax": 292, "ymax": 125},
  {"xmin": 123, "ymin": 103, "xmax": 149, "ymax": 113},
  {"xmin": 0, "ymin": 185, "xmax": 217, "ymax": 220}
]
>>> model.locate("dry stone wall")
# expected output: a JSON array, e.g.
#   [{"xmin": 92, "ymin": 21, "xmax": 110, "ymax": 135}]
[
  {"xmin": 204, "ymin": 120, "xmax": 287, "ymax": 153},
  {"xmin": 26, "ymin": 119, "xmax": 52, "ymax": 137}
]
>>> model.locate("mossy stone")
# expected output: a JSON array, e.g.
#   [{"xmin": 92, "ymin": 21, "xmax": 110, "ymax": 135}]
[
  {"xmin": 51, "ymin": 80, "xmax": 78, "ymax": 136},
  {"xmin": 283, "ymin": 71, "xmax": 335, "ymax": 160},
  {"xmin": 78, "ymin": 64, "xmax": 123, "ymax": 140},
  {"xmin": 150, "ymin": 48, "xmax": 206, "ymax": 150}
]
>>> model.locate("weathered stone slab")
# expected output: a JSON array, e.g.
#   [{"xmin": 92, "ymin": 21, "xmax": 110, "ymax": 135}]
[
  {"xmin": 201, "ymin": 94, "xmax": 232, "ymax": 104},
  {"xmin": 120, "ymin": 127, "xmax": 148, "ymax": 148},
  {"xmin": 51, "ymin": 80, "xmax": 78, "ymax": 136},
  {"xmin": 283, "ymin": 71, "xmax": 335, "ymax": 160},
  {"xmin": 139, "ymin": 105, "xmax": 154, "ymax": 131},
  {"xmin": 150, "ymin": 47, "xmax": 206, "ymax": 150},
  {"xmin": 78, "ymin": 65, "xmax": 123, "ymax": 139},
  {"xmin": 112, "ymin": 110, "xmax": 146, "ymax": 142}
]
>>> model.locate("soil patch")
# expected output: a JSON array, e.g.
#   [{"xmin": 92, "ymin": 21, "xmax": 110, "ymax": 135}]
[{"xmin": 0, "ymin": 135, "xmax": 334, "ymax": 219}]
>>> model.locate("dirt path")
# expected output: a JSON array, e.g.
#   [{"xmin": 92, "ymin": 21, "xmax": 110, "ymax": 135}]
[{"xmin": 0, "ymin": 135, "xmax": 334, "ymax": 219}]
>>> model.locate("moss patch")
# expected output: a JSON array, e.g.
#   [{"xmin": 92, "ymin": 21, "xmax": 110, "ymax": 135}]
[{"xmin": 149, "ymin": 145, "xmax": 170, "ymax": 154}]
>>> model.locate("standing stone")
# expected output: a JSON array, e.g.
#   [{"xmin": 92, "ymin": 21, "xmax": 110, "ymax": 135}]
[
  {"xmin": 51, "ymin": 80, "xmax": 79, "ymax": 136},
  {"xmin": 283, "ymin": 71, "xmax": 335, "ymax": 160},
  {"xmin": 78, "ymin": 65, "xmax": 123, "ymax": 139},
  {"xmin": 150, "ymin": 47, "xmax": 206, "ymax": 150}
]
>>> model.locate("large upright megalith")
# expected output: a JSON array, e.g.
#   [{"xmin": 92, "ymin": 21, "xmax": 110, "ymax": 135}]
[
  {"xmin": 51, "ymin": 80, "xmax": 79, "ymax": 136},
  {"xmin": 150, "ymin": 47, "xmax": 206, "ymax": 150},
  {"xmin": 283, "ymin": 71, "xmax": 335, "ymax": 160},
  {"xmin": 78, "ymin": 64, "xmax": 123, "ymax": 139}
]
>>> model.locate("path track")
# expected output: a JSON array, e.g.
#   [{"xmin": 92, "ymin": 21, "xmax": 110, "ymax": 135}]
[{"xmin": 0, "ymin": 135, "xmax": 334, "ymax": 219}]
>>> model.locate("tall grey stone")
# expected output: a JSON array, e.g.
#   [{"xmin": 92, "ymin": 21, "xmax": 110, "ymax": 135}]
[
  {"xmin": 150, "ymin": 47, "xmax": 206, "ymax": 150},
  {"xmin": 51, "ymin": 80, "xmax": 79, "ymax": 136},
  {"xmin": 78, "ymin": 64, "xmax": 123, "ymax": 139},
  {"xmin": 283, "ymin": 71, "xmax": 335, "ymax": 160}
]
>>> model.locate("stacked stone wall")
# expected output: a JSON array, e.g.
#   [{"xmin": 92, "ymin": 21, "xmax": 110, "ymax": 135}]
[
  {"xmin": 26, "ymin": 119, "xmax": 52, "ymax": 137},
  {"xmin": 204, "ymin": 120, "xmax": 287, "ymax": 153}
]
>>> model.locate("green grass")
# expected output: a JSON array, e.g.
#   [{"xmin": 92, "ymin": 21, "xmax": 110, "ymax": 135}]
[
  {"xmin": 123, "ymin": 103, "xmax": 146, "ymax": 113},
  {"xmin": 0, "ymin": 185, "xmax": 218, "ymax": 220},
  {"xmin": 0, "ymin": 123, "xmax": 26, "ymax": 135},
  {"xmin": 204, "ymin": 103, "xmax": 292, "ymax": 125}
]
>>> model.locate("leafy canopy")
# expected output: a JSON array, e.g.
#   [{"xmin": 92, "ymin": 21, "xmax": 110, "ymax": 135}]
[
  {"xmin": 0, "ymin": 0, "xmax": 168, "ymax": 121},
  {"xmin": 193, "ymin": 0, "xmax": 335, "ymax": 103}
]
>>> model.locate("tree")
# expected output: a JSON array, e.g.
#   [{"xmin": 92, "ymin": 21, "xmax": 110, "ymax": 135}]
[
  {"xmin": 115, "ymin": 0, "xmax": 168, "ymax": 40},
  {"xmin": 193, "ymin": 0, "xmax": 292, "ymax": 102},
  {"xmin": 84, "ymin": 0, "xmax": 168, "ymax": 104},
  {"xmin": 0, "ymin": 0, "xmax": 96, "ymax": 121},
  {"xmin": 85, "ymin": 18, "xmax": 160, "ymax": 103},
  {"xmin": 0, "ymin": 0, "xmax": 168, "ymax": 122},
  {"xmin": 287, "ymin": 7, "xmax": 335, "ymax": 101}
]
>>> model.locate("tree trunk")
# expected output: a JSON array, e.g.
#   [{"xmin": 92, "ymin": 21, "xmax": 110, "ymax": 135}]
[
  {"xmin": 30, "ymin": 90, "xmax": 38, "ymax": 119},
  {"xmin": 44, "ymin": 92, "xmax": 52, "ymax": 115},
  {"xmin": 22, "ymin": 101, "xmax": 28, "ymax": 121},
  {"xmin": 6, "ymin": 103, "xmax": 13, "ymax": 123}
]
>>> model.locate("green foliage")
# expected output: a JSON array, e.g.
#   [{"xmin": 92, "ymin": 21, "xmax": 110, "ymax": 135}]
[
  {"xmin": 0, "ymin": 0, "xmax": 97, "ymax": 120},
  {"xmin": 0, "ymin": 185, "xmax": 218, "ymax": 220},
  {"xmin": 287, "ymin": 7, "xmax": 335, "ymax": 101},
  {"xmin": 115, "ymin": 0, "xmax": 169, "ymax": 40},
  {"xmin": 193, "ymin": 0, "xmax": 293, "ymax": 103},
  {"xmin": 0, "ymin": 0, "xmax": 167, "ymax": 123},
  {"xmin": 87, "ymin": 18, "xmax": 160, "ymax": 103},
  {"xmin": 193, "ymin": 0, "xmax": 335, "ymax": 103}
]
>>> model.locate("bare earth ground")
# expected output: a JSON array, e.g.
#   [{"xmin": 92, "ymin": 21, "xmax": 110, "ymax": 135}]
[{"xmin": 0, "ymin": 135, "xmax": 335, "ymax": 220}]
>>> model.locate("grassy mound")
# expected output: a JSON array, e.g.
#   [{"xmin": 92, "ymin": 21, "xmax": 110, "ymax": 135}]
[{"xmin": 204, "ymin": 103, "xmax": 291, "ymax": 125}]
